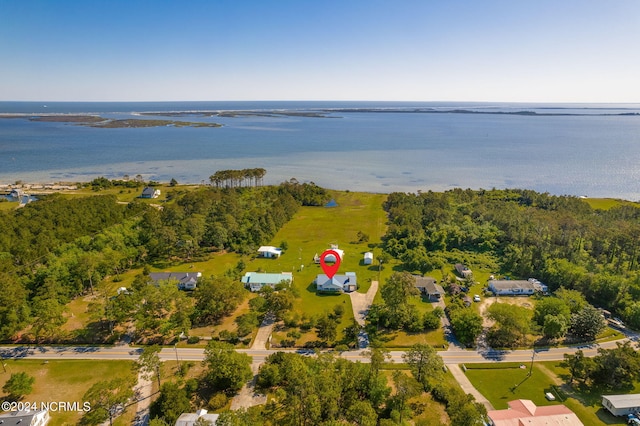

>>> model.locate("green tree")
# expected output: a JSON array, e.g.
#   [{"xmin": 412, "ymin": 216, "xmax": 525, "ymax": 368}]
[
  {"xmin": 261, "ymin": 287, "xmax": 294, "ymax": 321},
  {"xmin": 486, "ymin": 303, "xmax": 531, "ymax": 348},
  {"xmin": 2, "ymin": 372, "xmax": 35, "ymax": 401},
  {"xmin": 149, "ymin": 382, "xmax": 192, "ymax": 425},
  {"xmin": 591, "ymin": 341, "xmax": 640, "ymax": 389},
  {"xmin": 402, "ymin": 343, "xmax": 444, "ymax": 389},
  {"xmin": 203, "ymin": 341, "xmax": 253, "ymax": 392},
  {"xmin": 192, "ymin": 276, "xmax": 244, "ymax": 325},
  {"xmin": 138, "ymin": 345, "xmax": 162, "ymax": 388},
  {"xmin": 31, "ymin": 297, "xmax": 67, "ymax": 342},
  {"xmin": 554, "ymin": 288, "xmax": 587, "ymax": 314},
  {"xmin": 542, "ymin": 314, "xmax": 569, "ymax": 339},
  {"xmin": 82, "ymin": 377, "xmax": 135, "ymax": 426},
  {"xmin": 380, "ymin": 272, "xmax": 420, "ymax": 329},
  {"xmin": 316, "ymin": 312, "xmax": 338, "ymax": 342},
  {"xmin": 449, "ymin": 309, "xmax": 483, "ymax": 347},
  {"xmin": 345, "ymin": 400, "xmax": 378, "ymax": 426},
  {"xmin": 389, "ymin": 371, "xmax": 421, "ymax": 424},
  {"xmin": 561, "ymin": 350, "xmax": 595, "ymax": 386},
  {"xmin": 533, "ymin": 297, "xmax": 571, "ymax": 326},
  {"xmin": 569, "ymin": 304, "xmax": 606, "ymax": 341},
  {"xmin": 0, "ymin": 273, "xmax": 30, "ymax": 340}
]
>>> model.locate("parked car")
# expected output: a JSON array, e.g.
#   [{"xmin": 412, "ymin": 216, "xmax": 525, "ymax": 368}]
[{"xmin": 473, "ymin": 295, "xmax": 481, "ymax": 302}]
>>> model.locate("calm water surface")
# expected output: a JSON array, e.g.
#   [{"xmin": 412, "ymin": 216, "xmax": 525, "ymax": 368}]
[{"xmin": 1, "ymin": 101, "xmax": 639, "ymax": 199}]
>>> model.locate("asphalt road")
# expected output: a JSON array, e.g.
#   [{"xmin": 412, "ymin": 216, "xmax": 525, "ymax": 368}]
[{"xmin": 0, "ymin": 337, "xmax": 631, "ymax": 366}]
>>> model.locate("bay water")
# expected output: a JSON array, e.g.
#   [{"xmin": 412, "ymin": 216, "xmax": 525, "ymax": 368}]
[{"xmin": 1, "ymin": 101, "xmax": 639, "ymax": 200}]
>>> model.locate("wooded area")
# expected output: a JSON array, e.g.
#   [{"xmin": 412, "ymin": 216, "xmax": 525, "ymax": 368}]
[
  {"xmin": 0, "ymin": 178, "xmax": 329, "ymax": 342},
  {"xmin": 382, "ymin": 188, "xmax": 640, "ymax": 330}
]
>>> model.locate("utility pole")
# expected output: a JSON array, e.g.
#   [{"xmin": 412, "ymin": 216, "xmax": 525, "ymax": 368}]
[
  {"xmin": 174, "ymin": 343, "xmax": 181, "ymax": 372},
  {"xmin": 528, "ymin": 348, "xmax": 535, "ymax": 377}
]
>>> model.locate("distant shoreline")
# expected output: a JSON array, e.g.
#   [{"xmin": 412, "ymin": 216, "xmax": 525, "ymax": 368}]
[{"xmin": 0, "ymin": 114, "xmax": 222, "ymax": 128}]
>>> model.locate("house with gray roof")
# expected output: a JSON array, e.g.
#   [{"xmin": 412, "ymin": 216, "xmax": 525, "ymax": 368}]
[
  {"xmin": 141, "ymin": 187, "xmax": 160, "ymax": 198},
  {"xmin": 488, "ymin": 278, "xmax": 548, "ymax": 296},
  {"xmin": 455, "ymin": 263, "xmax": 472, "ymax": 278},
  {"xmin": 149, "ymin": 272, "xmax": 201, "ymax": 290},
  {"xmin": 413, "ymin": 276, "xmax": 445, "ymax": 301},
  {"xmin": 316, "ymin": 273, "xmax": 357, "ymax": 292},
  {"xmin": 241, "ymin": 272, "xmax": 293, "ymax": 292},
  {"xmin": 602, "ymin": 394, "xmax": 640, "ymax": 417}
]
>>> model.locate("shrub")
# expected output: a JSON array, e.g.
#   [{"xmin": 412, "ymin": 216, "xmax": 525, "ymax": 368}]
[{"xmin": 208, "ymin": 393, "xmax": 228, "ymax": 410}]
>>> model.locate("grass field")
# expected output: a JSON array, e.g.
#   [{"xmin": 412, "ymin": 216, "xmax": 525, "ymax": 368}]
[
  {"xmin": 0, "ymin": 360, "xmax": 137, "ymax": 426},
  {"xmin": 245, "ymin": 190, "xmax": 389, "ymax": 345},
  {"xmin": 464, "ymin": 361, "xmax": 632, "ymax": 425},
  {"xmin": 584, "ymin": 197, "xmax": 639, "ymax": 210}
]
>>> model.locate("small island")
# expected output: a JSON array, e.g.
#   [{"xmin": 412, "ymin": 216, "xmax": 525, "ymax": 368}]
[{"xmin": 0, "ymin": 114, "xmax": 222, "ymax": 128}]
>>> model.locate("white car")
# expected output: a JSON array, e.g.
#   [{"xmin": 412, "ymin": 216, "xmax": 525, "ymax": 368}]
[{"xmin": 473, "ymin": 295, "xmax": 481, "ymax": 302}]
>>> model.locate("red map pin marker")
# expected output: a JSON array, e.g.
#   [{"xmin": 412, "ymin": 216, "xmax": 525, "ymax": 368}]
[{"xmin": 320, "ymin": 249, "xmax": 342, "ymax": 279}]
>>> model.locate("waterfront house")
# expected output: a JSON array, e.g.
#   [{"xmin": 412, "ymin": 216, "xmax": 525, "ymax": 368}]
[
  {"xmin": 9, "ymin": 189, "xmax": 24, "ymax": 199},
  {"xmin": 141, "ymin": 187, "xmax": 161, "ymax": 198}
]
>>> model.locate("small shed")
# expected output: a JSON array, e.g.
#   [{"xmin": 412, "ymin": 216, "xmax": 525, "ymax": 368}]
[{"xmin": 363, "ymin": 252, "xmax": 373, "ymax": 265}]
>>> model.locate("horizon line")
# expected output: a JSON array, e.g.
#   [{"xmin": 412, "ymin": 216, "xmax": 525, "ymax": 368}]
[{"xmin": 1, "ymin": 99, "xmax": 639, "ymax": 105}]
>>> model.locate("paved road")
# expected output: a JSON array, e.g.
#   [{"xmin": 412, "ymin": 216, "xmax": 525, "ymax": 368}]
[{"xmin": 0, "ymin": 338, "xmax": 629, "ymax": 365}]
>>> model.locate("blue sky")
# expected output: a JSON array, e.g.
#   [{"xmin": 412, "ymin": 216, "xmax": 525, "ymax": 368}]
[{"xmin": 1, "ymin": 0, "xmax": 639, "ymax": 102}]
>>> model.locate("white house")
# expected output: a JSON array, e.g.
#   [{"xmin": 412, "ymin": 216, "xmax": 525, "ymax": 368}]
[
  {"xmin": 0, "ymin": 410, "xmax": 50, "ymax": 426},
  {"xmin": 258, "ymin": 246, "xmax": 283, "ymax": 258},
  {"xmin": 488, "ymin": 278, "xmax": 548, "ymax": 296},
  {"xmin": 241, "ymin": 272, "xmax": 293, "ymax": 292},
  {"xmin": 602, "ymin": 394, "xmax": 640, "ymax": 417},
  {"xmin": 363, "ymin": 252, "xmax": 373, "ymax": 265},
  {"xmin": 316, "ymin": 272, "xmax": 357, "ymax": 292},
  {"xmin": 175, "ymin": 409, "xmax": 218, "ymax": 426},
  {"xmin": 149, "ymin": 272, "xmax": 202, "ymax": 290},
  {"xmin": 9, "ymin": 189, "xmax": 24, "ymax": 199},
  {"xmin": 141, "ymin": 187, "xmax": 161, "ymax": 198}
]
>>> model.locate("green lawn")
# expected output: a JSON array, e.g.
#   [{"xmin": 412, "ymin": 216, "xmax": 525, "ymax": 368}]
[
  {"xmin": 0, "ymin": 360, "xmax": 137, "ymax": 426},
  {"xmin": 583, "ymin": 198, "xmax": 637, "ymax": 210},
  {"xmin": 464, "ymin": 361, "xmax": 632, "ymax": 425}
]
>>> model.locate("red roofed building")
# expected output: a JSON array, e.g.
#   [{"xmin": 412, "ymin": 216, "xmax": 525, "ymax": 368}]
[{"xmin": 487, "ymin": 399, "xmax": 583, "ymax": 426}]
